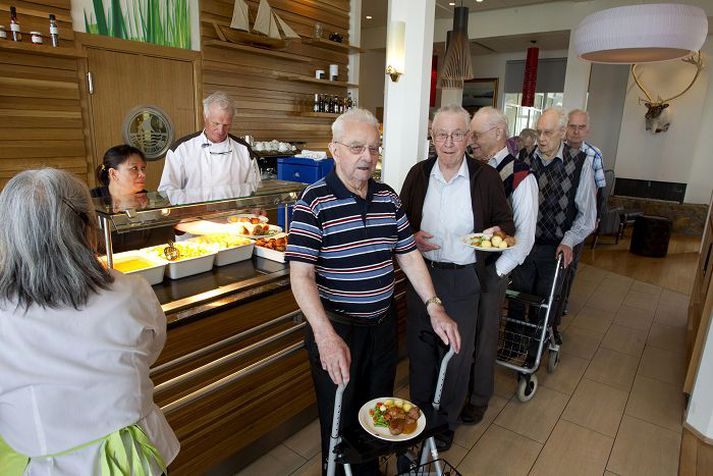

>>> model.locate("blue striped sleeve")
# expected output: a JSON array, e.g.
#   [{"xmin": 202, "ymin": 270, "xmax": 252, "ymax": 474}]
[{"xmin": 286, "ymin": 198, "xmax": 322, "ymax": 264}]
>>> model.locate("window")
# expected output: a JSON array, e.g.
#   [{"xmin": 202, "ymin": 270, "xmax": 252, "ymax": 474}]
[{"xmin": 503, "ymin": 92, "xmax": 564, "ymax": 137}]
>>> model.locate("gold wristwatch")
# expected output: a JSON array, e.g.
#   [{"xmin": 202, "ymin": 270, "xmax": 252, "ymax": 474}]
[{"xmin": 425, "ymin": 296, "xmax": 443, "ymax": 307}]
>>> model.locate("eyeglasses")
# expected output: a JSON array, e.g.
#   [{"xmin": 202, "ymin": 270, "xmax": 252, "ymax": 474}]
[
  {"xmin": 567, "ymin": 124, "xmax": 588, "ymax": 131},
  {"xmin": 62, "ymin": 198, "xmax": 89, "ymax": 225},
  {"xmin": 470, "ymin": 126, "xmax": 497, "ymax": 141},
  {"xmin": 334, "ymin": 142, "xmax": 381, "ymax": 156},
  {"xmin": 432, "ymin": 130, "xmax": 467, "ymax": 143},
  {"xmin": 202, "ymin": 143, "xmax": 233, "ymax": 156}
]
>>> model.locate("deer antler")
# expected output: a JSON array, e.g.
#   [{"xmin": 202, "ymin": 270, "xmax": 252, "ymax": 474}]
[{"xmin": 631, "ymin": 51, "xmax": 704, "ymax": 105}]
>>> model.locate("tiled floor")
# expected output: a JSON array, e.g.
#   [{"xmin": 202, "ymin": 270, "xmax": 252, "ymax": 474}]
[{"xmin": 236, "ymin": 263, "xmax": 689, "ymax": 475}]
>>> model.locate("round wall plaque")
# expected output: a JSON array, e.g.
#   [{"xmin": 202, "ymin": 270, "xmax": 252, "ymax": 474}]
[{"xmin": 122, "ymin": 105, "xmax": 174, "ymax": 161}]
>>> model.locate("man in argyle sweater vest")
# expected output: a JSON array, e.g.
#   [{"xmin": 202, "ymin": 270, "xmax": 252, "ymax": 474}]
[
  {"xmin": 460, "ymin": 107, "xmax": 539, "ymax": 424},
  {"xmin": 512, "ymin": 107, "xmax": 597, "ymax": 358}
]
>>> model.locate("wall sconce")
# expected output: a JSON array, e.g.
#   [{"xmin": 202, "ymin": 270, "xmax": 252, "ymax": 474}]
[{"xmin": 385, "ymin": 21, "xmax": 405, "ymax": 82}]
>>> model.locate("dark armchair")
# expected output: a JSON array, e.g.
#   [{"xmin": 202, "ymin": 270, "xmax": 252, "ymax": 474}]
[{"xmin": 591, "ymin": 169, "xmax": 623, "ymax": 249}]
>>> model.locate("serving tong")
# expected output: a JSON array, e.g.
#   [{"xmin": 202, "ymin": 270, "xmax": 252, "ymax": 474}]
[{"xmin": 163, "ymin": 240, "xmax": 180, "ymax": 261}]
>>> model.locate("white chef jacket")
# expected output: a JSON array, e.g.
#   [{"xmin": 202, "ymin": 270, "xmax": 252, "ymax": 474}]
[
  {"xmin": 158, "ymin": 131, "xmax": 261, "ymax": 192},
  {"xmin": 0, "ymin": 271, "xmax": 179, "ymax": 475},
  {"xmin": 421, "ymin": 157, "xmax": 475, "ymax": 265},
  {"xmin": 488, "ymin": 147, "xmax": 538, "ymax": 276}
]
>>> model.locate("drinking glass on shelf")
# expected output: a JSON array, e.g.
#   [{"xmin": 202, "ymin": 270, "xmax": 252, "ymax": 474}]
[{"xmin": 314, "ymin": 23, "xmax": 323, "ymax": 39}]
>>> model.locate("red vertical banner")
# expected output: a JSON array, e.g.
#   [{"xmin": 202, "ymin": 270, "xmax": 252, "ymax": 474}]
[
  {"xmin": 521, "ymin": 47, "xmax": 539, "ymax": 107},
  {"xmin": 430, "ymin": 55, "xmax": 438, "ymax": 107}
]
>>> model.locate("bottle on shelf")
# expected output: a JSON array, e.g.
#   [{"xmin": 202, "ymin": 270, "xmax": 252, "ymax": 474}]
[
  {"xmin": 10, "ymin": 6, "xmax": 21, "ymax": 42},
  {"xmin": 347, "ymin": 92, "xmax": 354, "ymax": 110},
  {"xmin": 318, "ymin": 94, "xmax": 325, "ymax": 113},
  {"xmin": 313, "ymin": 93, "xmax": 320, "ymax": 113},
  {"xmin": 49, "ymin": 13, "xmax": 59, "ymax": 47}
]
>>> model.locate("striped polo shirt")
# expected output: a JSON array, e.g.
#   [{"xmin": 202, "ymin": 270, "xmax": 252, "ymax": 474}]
[{"xmin": 286, "ymin": 170, "xmax": 416, "ymax": 320}]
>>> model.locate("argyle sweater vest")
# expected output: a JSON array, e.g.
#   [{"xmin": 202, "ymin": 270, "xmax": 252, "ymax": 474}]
[
  {"xmin": 495, "ymin": 154, "xmax": 531, "ymax": 200},
  {"xmin": 524, "ymin": 145, "xmax": 586, "ymax": 245}
]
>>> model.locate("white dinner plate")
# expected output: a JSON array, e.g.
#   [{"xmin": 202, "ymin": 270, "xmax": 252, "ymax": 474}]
[
  {"xmin": 460, "ymin": 233, "xmax": 514, "ymax": 252},
  {"xmin": 226, "ymin": 213, "xmax": 269, "ymax": 224},
  {"xmin": 357, "ymin": 397, "xmax": 426, "ymax": 442}
]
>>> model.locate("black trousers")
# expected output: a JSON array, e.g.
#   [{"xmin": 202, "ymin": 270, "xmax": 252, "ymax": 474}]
[
  {"xmin": 305, "ymin": 309, "xmax": 397, "ymax": 476},
  {"xmin": 406, "ymin": 264, "xmax": 480, "ymax": 429},
  {"xmin": 561, "ymin": 242, "xmax": 584, "ymax": 312},
  {"xmin": 468, "ymin": 263, "xmax": 508, "ymax": 407}
]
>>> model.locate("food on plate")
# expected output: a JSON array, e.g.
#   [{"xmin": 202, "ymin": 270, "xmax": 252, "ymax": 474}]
[
  {"xmin": 369, "ymin": 399, "xmax": 421, "ymax": 436},
  {"xmin": 144, "ymin": 242, "xmax": 211, "ymax": 261},
  {"xmin": 240, "ymin": 223, "xmax": 271, "ymax": 236},
  {"xmin": 227, "ymin": 215, "xmax": 264, "ymax": 225},
  {"xmin": 466, "ymin": 231, "xmax": 517, "ymax": 249},
  {"xmin": 191, "ymin": 234, "xmax": 252, "ymax": 250},
  {"xmin": 255, "ymin": 235, "xmax": 287, "ymax": 252}
]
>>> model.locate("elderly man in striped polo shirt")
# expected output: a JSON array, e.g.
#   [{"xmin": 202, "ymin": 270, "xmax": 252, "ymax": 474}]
[{"xmin": 286, "ymin": 108, "xmax": 461, "ymax": 476}]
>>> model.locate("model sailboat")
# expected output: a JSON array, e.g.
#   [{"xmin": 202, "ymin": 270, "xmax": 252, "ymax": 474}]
[{"xmin": 214, "ymin": 0, "xmax": 300, "ymax": 49}]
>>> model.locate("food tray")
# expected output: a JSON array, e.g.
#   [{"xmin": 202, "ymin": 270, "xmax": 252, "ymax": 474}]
[
  {"xmin": 214, "ymin": 242, "xmax": 255, "ymax": 266},
  {"xmin": 140, "ymin": 244, "xmax": 216, "ymax": 280},
  {"xmin": 253, "ymin": 245, "xmax": 286, "ymax": 263},
  {"xmin": 101, "ymin": 251, "xmax": 166, "ymax": 286}
]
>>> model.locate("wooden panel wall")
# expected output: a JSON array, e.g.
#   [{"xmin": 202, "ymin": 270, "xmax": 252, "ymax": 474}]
[
  {"xmin": 0, "ymin": 2, "xmax": 89, "ymax": 187},
  {"xmin": 201, "ymin": 0, "xmax": 352, "ymax": 149}
]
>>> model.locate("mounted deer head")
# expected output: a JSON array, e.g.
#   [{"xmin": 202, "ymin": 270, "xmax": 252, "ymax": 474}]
[{"xmin": 631, "ymin": 52, "xmax": 704, "ymax": 134}]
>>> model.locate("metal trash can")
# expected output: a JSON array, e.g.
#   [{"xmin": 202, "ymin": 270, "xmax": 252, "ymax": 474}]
[{"xmin": 630, "ymin": 215, "xmax": 673, "ymax": 257}]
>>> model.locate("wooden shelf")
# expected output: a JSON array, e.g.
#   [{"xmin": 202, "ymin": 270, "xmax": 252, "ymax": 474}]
[
  {"xmin": 293, "ymin": 111, "xmax": 340, "ymax": 119},
  {"xmin": 276, "ymin": 73, "xmax": 358, "ymax": 88},
  {"xmin": 203, "ymin": 39, "xmax": 312, "ymax": 63},
  {"xmin": 302, "ymin": 38, "xmax": 363, "ymax": 54},
  {"xmin": 0, "ymin": 40, "xmax": 85, "ymax": 58}
]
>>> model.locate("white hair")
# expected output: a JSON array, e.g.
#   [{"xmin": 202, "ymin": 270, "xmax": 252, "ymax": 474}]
[
  {"xmin": 203, "ymin": 91, "xmax": 235, "ymax": 117},
  {"xmin": 0, "ymin": 169, "xmax": 112, "ymax": 311},
  {"xmin": 543, "ymin": 107, "xmax": 568, "ymax": 128},
  {"xmin": 472, "ymin": 106, "xmax": 509, "ymax": 133},
  {"xmin": 568, "ymin": 108, "xmax": 590, "ymax": 124},
  {"xmin": 331, "ymin": 108, "xmax": 380, "ymax": 141},
  {"xmin": 432, "ymin": 104, "xmax": 471, "ymax": 131}
]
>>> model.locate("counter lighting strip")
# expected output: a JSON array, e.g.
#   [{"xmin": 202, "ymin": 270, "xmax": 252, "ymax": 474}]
[{"xmin": 160, "ymin": 341, "xmax": 304, "ymax": 415}]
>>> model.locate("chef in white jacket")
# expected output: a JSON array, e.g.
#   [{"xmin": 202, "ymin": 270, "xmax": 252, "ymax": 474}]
[
  {"xmin": 158, "ymin": 91, "xmax": 260, "ymax": 192},
  {"xmin": 0, "ymin": 169, "xmax": 179, "ymax": 475}
]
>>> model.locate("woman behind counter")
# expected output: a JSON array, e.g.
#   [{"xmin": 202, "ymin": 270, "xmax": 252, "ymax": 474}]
[
  {"xmin": 93, "ymin": 144, "xmax": 174, "ymax": 253},
  {"xmin": 0, "ymin": 169, "xmax": 179, "ymax": 475}
]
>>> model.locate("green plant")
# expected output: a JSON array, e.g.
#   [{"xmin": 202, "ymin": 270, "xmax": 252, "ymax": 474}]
[{"xmin": 83, "ymin": 0, "xmax": 192, "ymax": 49}]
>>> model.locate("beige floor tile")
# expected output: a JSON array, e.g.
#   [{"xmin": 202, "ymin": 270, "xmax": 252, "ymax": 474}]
[
  {"xmin": 655, "ymin": 302, "xmax": 689, "ymax": 328},
  {"xmin": 571, "ymin": 306, "xmax": 615, "ymax": 334},
  {"xmin": 236, "ymin": 444, "xmax": 306, "ymax": 476},
  {"xmin": 561, "ymin": 378, "xmax": 628, "ymax": 437},
  {"xmin": 538, "ymin": 352, "xmax": 589, "ymax": 395},
  {"xmin": 614, "ymin": 304, "xmax": 655, "ymax": 331},
  {"xmin": 438, "ymin": 440, "xmax": 469, "ymax": 468},
  {"xmin": 584, "ymin": 347, "xmax": 639, "ymax": 391},
  {"xmin": 493, "ymin": 366, "xmax": 517, "ymax": 399},
  {"xmin": 585, "ymin": 292, "xmax": 625, "ymax": 313},
  {"xmin": 604, "ymin": 472, "xmax": 620, "ymax": 476},
  {"xmin": 561, "ymin": 325, "xmax": 605, "ymax": 360},
  {"xmin": 290, "ymin": 454, "xmax": 322, "ymax": 476},
  {"xmin": 623, "ymin": 290, "xmax": 660, "ymax": 312},
  {"xmin": 284, "ymin": 419, "xmax": 321, "ymax": 459},
  {"xmin": 457, "ymin": 424, "xmax": 542, "ymax": 476},
  {"xmin": 638, "ymin": 346, "xmax": 686, "ymax": 386},
  {"xmin": 495, "ymin": 385, "xmax": 569, "ymax": 443},
  {"xmin": 453, "ymin": 394, "xmax": 509, "ymax": 449},
  {"xmin": 647, "ymin": 322, "xmax": 687, "ymax": 353},
  {"xmin": 530, "ymin": 420, "xmax": 613, "ymax": 476},
  {"xmin": 558, "ymin": 312, "xmax": 576, "ymax": 332},
  {"xmin": 631, "ymin": 280, "xmax": 662, "ymax": 296},
  {"xmin": 625, "ymin": 375, "xmax": 684, "ymax": 433},
  {"xmin": 607, "ymin": 415, "xmax": 681, "ymax": 476},
  {"xmin": 660, "ymin": 288, "xmax": 689, "ymax": 305},
  {"xmin": 600, "ymin": 324, "xmax": 648, "ymax": 357},
  {"xmin": 394, "ymin": 384, "xmax": 410, "ymax": 399}
]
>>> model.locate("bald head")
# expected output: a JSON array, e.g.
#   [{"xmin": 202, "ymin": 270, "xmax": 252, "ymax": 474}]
[{"xmin": 470, "ymin": 107, "xmax": 509, "ymax": 160}]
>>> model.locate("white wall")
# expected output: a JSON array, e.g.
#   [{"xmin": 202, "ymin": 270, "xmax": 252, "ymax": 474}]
[
  {"xmin": 359, "ymin": 49, "xmax": 387, "ymax": 114},
  {"xmin": 615, "ymin": 36, "xmax": 712, "ymax": 203},
  {"xmin": 587, "ymin": 63, "xmax": 630, "ymax": 171}
]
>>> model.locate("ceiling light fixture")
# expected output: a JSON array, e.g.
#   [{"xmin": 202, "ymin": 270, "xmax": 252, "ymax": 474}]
[
  {"xmin": 439, "ymin": 5, "xmax": 473, "ymax": 88},
  {"xmin": 475, "ymin": 0, "xmax": 484, "ymax": 3},
  {"xmin": 449, "ymin": 2, "xmax": 456, "ymax": 6},
  {"xmin": 574, "ymin": 3, "xmax": 708, "ymax": 63},
  {"xmin": 365, "ymin": 15, "xmax": 373, "ymax": 20}
]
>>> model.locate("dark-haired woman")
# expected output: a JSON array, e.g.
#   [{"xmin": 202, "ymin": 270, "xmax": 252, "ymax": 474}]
[
  {"xmin": 0, "ymin": 168, "xmax": 179, "ymax": 475},
  {"xmin": 91, "ymin": 144, "xmax": 173, "ymax": 253}
]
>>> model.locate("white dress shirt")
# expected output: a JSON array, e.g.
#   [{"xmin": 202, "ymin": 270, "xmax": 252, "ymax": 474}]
[
  {"xmin": 158, "ymin": 131, "xmax": 260, "ymax": 191},
  {"xmin": 488, "ymin": 147, "xmax": 538, "ymax": 276},
  {"xmin": 421, "ymin": 157, "xmax": 475, "ymax": 265},
  {"xmin": 0, "ymin": 271, "xmax": 179, "ymax": 474},
  {"xmin": 533, "ymin": 143, "xmax": 597, "ymax": 248}
]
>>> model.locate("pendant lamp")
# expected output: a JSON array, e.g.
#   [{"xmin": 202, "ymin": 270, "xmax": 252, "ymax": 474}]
[
  {"xmin": 573, "ymin": 3, "xmax": 708, "ymax": 64},
  {"xmin": 440, "ymin": 5, "xmax": 473, "ymax": 88}
]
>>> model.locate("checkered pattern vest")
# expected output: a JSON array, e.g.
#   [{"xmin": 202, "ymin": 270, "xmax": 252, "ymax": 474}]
[
  {"xmin": 524, "ymin": 144, "xmax": 586, "ymax": 245},
  {"xmin": 495, "ymin": 154, "xmax": 531, "ymax": 199}
]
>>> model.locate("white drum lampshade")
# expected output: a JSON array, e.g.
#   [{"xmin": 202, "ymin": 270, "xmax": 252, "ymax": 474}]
[{"xmin": 574, "ymin": 3, "xmax": 708, "ymax": 63}]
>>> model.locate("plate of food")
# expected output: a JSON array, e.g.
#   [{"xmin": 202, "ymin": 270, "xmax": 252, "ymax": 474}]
[
  {"xmin": 233, "ymin": 222, "xmax": 283, "ymax": 237},
  {"xmin": 358, "ymin": 397, "xmax": 426, "ymax": 442},
  {"xmin": 461, "ymin": 231, "xmax": 516, "ymax": 252},
  {"xmin": 226, "ymin": 214, "xmax": 269, "ymax": 224}
]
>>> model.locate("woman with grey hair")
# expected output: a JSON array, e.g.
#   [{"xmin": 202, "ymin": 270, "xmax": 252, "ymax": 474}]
[{"xmin": 0, "ymin": 169, "xmax": 179, "ymax": 475}]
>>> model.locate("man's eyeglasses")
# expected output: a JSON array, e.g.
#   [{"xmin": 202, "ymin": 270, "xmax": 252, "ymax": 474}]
[
  {"xmin": 470, "ymin": 126, "xmax": 497, "ymax": 141},
  {"xmin": 334, "ymin": 142, "xmax": 381, "ymax": 156},
  {"xmin": 202, "ymin": 143, "xmax": 232, "ymax": 155},
  {"xmin": 432, "ymin": 130, "xmax": 467, "ymax": 143}
]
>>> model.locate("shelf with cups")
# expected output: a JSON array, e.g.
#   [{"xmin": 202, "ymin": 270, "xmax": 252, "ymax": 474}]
[
  {"xmin": 302, "ymin": 38, "xmax": 363, "ymax": 54},
  {"xmin": 276, "ymin": 73, "xmax": 358, "ymax": 89},
  {"xmin": 0, "ymin": 39, "xmax": 85, "ymax": 58},
  {"xmin": 203, "ymin": 39, "xmax": 312, "ymax": 63}
]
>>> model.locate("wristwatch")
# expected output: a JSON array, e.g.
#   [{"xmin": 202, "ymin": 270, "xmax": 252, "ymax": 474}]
[{"xmin": 425, "ymin": 296, "xmax": 443, "ymax": 307}]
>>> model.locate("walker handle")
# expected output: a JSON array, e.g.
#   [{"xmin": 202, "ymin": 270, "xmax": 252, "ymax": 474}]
[{"xmin": 432, "ymin": 346, "xmax": 455, "ymax": 410}]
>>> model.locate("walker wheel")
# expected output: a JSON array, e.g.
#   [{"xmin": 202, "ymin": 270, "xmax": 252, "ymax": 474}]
[
  {"xmin": 547, "ymin": 350, "xmax": 560, "ymax": 373},
  {"xmin": 517, "ymin": 374, "xmax": 538, "ymax": 402}
]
